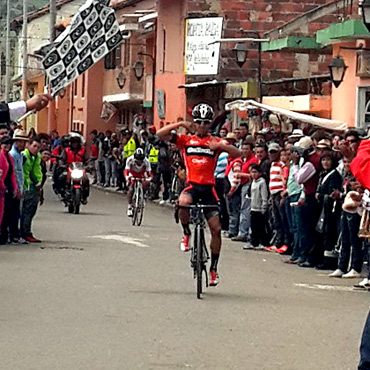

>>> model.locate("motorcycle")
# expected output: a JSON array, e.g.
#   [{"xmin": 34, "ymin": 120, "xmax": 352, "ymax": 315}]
[{"xmin": 65, "ymin": 162, "xmax": 87, "ymax": 214}]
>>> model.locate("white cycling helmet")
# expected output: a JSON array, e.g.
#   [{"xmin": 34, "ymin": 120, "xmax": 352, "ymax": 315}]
[
  {"xmin": 192, "ymin": 103, "xmax": 214, "ymax": 122},
  {"xmin": 134, "ymin": 148, "xmax": 145, "ymax": 161},
  {"xmin": 69, "ymin": 131, "xmax": 86, "ymax": 145}
]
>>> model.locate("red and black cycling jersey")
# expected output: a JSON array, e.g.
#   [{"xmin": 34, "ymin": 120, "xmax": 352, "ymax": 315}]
[{"xmin": 175, "ymin": 134, "xmax": 226, "ymax": 186}]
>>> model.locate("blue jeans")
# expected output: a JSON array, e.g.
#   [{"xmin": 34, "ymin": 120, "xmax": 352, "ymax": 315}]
[
  {"xmin": 359, "ymin": 310, "xmax": 370, "ymax": 370},
  {"xmin": 286, "ymin": 194, "xmax": 300, "ymax": 260},
  {"xmin": 238, "ymin": 184, "xmax": 251, "ymax": 239},
  {"xmin": 227, "ymin": 187, "xmax": 241, "ymax": 237},
  {"xmin": 104, "ymin": 158, "xmax": 117, "ymax": 186},
  {"xmin": 20, "ymin": 191, "xmax": 40, "ymax": 238},
  {"xmin": 339, "ymin": 212, "xmax": 363, "ymax": 273},
  {"xmin": 271, "ymin": 193, "xmax": 285, "ymax": 247},
  {"xmin": 296, "ymin": 194, "xmax": 319, "ymax": 261}
]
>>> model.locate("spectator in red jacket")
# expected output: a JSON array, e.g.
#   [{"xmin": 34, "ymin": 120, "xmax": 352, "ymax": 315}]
[{"xmin": 0, "ymin": 136, "xmax": 19, "ymax": 235}]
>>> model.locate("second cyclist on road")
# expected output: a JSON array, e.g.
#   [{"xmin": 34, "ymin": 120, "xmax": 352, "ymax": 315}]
[{"xmin": 125, "ymin": 148, "xmax": 152, "ymax": 217}]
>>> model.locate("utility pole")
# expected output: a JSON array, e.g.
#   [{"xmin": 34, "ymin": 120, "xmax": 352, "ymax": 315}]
[
  {"xmin": 22, "ymin": 0, "xmax": 28, "ymax": 103},
  {"xmin": 47, "ymin": 0, "xmax": 56, "ymax": 133},
  {"xmin": 49, "ymin": 0, "xmax": 56, "ymax": 42},
  {"xmin": 5, "ymin": 0, "xmax": 11, "ymax": 101},
  {"xmin": 0, "ymin": 52, "xmax": 3, "ymax": 98}
]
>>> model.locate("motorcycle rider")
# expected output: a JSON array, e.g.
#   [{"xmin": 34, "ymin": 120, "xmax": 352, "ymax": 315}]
[
  {"xmin": 52, "ymin": 134, "xmax": 70, "ymax": 195},
  {"xmin": 124, "ymin": 148, "xmax": 152, "ymax": 217},
  {"xmin": 60, "ymin": 133, "xmax": 89, "ymax": 204}
]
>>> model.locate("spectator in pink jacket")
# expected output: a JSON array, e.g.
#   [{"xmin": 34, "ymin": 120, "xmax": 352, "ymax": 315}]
[{"xmin": 0, "ymin": 136, "xmax": 19, "ymax": 230}]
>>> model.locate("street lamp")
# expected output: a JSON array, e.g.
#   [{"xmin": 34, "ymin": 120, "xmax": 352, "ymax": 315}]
[
  {"xmin": 28, "ymin": 86, "xmax": 34, "ymax": 97},
  {"xmin": 116, "ymin": 71, "xmax": 126, "ymax": 89},
  {"xmin": 232, "ymin": 42, "xmax": 248, "ymax": 68},
  {"xmin": 133, "ymin": 61, "xmax": 144, "ymax": 81},
  {"xmin": 329, "ymin": 56, "xmax": 347, "ymax": 88},
  {"xmin": 361, "ymin": 0, "xmax": 370, "ymax": 32}
]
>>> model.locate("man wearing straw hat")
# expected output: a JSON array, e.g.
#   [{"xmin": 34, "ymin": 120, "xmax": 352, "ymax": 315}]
[{"xmin": 4, "ymin": 129, "xmax": 30, "ymax": 244}]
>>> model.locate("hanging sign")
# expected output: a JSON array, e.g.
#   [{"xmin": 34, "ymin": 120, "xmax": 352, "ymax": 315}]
[{"xmin": 184, "ymin": 17, "xmax": 223, "ymax": 76}]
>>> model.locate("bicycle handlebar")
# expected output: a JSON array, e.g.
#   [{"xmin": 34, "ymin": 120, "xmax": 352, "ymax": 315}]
[
  {"xmin": 130, "ymin": 177, "xmax": 152, "ymax": 182},
  {"xmin": 178, "ymin": 204, "xmax": 219, "ymax": 210}
]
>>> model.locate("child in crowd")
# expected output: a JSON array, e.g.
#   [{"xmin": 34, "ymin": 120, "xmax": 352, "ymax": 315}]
[{"xmin": 245, "ymin": 163, "xmax": 269, "ymax": 250}]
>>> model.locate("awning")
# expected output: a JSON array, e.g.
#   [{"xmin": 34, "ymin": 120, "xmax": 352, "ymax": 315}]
[
  {"xmin": 102, "ymin": 93, "xmax": 143, "ymax": 104},
  {"xmin": 178, "ymin": 79, "xmax": 227, "ymax": 89},
  {"xmin": 225, "ymin": 99, "xmax": 348, "ymax": 131}
]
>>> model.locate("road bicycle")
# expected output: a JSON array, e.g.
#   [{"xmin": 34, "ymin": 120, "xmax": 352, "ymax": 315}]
[
  {"xmin": 169, "ymin": 163, "xmax": 185, "ymax": 203},
  {"xmin": 178, "ymin": 203, "xmax": 219, "ymax": 299},
  {"xmin": 132, "ymin": 178, "xmax": 146, "ymax": 226}
]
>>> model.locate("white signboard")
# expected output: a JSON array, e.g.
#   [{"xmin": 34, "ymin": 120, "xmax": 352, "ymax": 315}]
[{"xmin": 185, "ymin": 17, "xmax": 223, "ymax": 76}]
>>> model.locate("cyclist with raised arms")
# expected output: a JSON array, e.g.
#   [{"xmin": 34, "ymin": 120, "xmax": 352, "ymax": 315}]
[
  {"xmin": 157, "ymin": 103, "xmax": 241, "ymax": 286},
  {"xmin": 125, "ymin": 148, "xmax": 152, "ymax": 217}
]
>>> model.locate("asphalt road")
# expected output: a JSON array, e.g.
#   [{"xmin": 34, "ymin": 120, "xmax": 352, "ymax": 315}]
[{"xmin": 0, "ymin": 184, "xmax": 369, "ymax": 370}]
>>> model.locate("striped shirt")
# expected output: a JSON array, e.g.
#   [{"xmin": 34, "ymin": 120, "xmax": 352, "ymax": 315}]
[
  {"xmin": 269, "ymin": 161, "xmax": 285, "ymax": 194},
  {"xmin": 214, "ymin": 152, "xmax": 229, "ymax": 179}
]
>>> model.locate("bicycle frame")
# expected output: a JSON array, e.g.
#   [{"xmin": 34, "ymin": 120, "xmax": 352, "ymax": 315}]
[
  {"xmin": 179, "ymin": 204, "xmax": 218, "ymax": 299},
  {"xmin": 132, "ymin": 178, "xmax": 145, "ymax": 226}
]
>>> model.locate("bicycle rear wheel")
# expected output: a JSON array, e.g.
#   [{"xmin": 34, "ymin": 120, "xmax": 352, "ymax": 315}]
[{"xmin": 132, "ymin": 184, "xmax": 138, "ymax": 226}]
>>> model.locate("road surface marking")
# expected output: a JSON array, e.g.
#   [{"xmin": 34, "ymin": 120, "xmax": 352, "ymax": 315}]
[
  {"xmin": 295, "ymin": 283, "xmax": 366, "ymax": 293},
  {"xmin": 89, "ymin": 235, "xmax": 150, "ymax": 248}
]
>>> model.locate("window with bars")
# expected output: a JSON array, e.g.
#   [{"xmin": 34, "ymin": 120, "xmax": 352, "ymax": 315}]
[{"xmin": 104, "ymin": 44, "xmax": 122, "ymax": 70}]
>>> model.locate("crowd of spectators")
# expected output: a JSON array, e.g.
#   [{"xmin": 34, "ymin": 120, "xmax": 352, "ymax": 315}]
[
  {"xmin": 212, "ymin": 121, "xmax": 370, "ymax": 290},
  {"xmin": 3, "ymin": 109, "xmax": 370, "ymax": 292},
  {"xmin": 0, "ymin": 123, "xmax": 51, "ymax": 244},
  {"xmin": 81, "ymin": 117, "xmax": 370, "ymax": 291}
]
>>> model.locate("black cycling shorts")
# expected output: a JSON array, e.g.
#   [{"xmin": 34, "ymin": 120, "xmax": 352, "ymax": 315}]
[{"xmin": 181, "ymin": 183, "xmax": 219, "ymax": 220}]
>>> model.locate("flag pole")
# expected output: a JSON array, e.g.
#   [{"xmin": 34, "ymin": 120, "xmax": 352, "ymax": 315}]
[
  {"xmin": 47, "ymin": 0, "xmax": 57, "ymax": 134},
  {"xmin": 21, "ymin": 0, "xmax": 28, "ymax": 128}
]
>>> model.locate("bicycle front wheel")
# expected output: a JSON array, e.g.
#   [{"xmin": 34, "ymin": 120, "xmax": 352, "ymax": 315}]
[
  {"xmin": 196, "ymin": 225, "xmax": 204, "ymax": 299},
  {"xmin": 136, "ymin": 183, "xmax": 144, "ymax": 226},
  {"xmin": 132, "ymin": 183, "xmax": 138, "ymax": 226}
]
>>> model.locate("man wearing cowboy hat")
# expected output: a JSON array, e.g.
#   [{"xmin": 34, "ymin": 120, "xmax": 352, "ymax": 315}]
[
  {"xmin": 6, "ymin": 129, "xmax": 29, "ymax": 243},
  {"xmin": 288, "ymin": 129, "xmax": 304, "ymax": 143},
  {"xmin": 225, "ymin": 132, "xmax": 238, "ymax": 145}
]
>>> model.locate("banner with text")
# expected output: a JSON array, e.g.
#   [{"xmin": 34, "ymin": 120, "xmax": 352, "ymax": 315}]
[{"xmin": 184, "ymin": 17, "xmax": 223, "ymax": 76}]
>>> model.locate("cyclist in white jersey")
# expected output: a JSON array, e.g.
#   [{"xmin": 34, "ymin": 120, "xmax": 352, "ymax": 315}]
[{"xmin": 124, "ymin": 148, "xmax": 152, "ymax": 217}]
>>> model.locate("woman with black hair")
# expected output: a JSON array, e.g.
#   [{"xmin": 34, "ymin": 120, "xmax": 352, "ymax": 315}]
[{"xmin": 301, "ymin": 150, "xmax": 343, "ymax": 269}]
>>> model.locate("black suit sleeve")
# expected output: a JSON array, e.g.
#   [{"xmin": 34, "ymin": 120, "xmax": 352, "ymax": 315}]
[{"xmin": 0, "ymin": 102, "xmax": 10, "ymax": 123}]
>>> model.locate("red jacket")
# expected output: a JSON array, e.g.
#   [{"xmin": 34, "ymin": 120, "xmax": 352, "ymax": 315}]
[
  {"xmin": 90, "ymin": 143, "xmax": 98, "ymax": 158},
  {"xmin": 351, "ymin": 140, "xmax": 370, "ymax": 190},
  {"xmin": 51, "ymin": 146, "xmax": 61, "ymax": 163},
  {"xmin": 65, "ymin": 147, "xmax": 85, "ymax": 165},
  {"xmin": 0, "ymin": 150, "xmax": 18, "ymax": 196},
  {"xmin": 226, "ymin": 155, "xmax": 258, "ymax": 185}
]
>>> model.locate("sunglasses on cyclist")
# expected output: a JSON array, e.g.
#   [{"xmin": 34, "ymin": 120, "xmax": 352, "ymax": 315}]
[{"xmin": 194, "ymin": 120, "xmax": 212, "ymax": 125}]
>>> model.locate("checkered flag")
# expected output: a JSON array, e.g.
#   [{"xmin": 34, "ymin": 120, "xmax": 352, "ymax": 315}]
[{"xmin": 42, "ymin": 0, "xmax": 122, "ymax": 96}]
